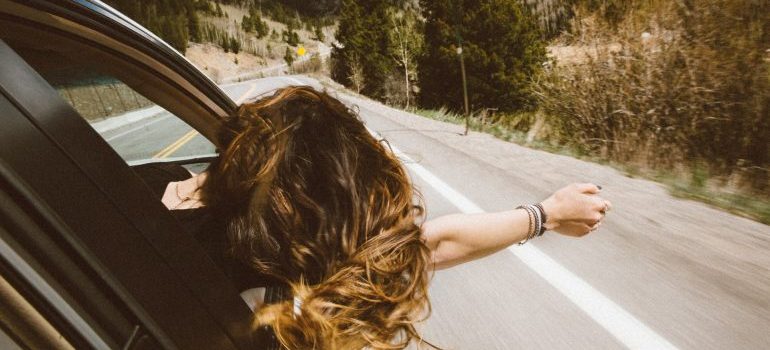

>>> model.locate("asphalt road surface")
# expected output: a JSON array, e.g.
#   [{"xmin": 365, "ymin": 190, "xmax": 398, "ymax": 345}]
[{"xmin": 97, "ymin": 76, "xmax": 770, "ymax": 350}]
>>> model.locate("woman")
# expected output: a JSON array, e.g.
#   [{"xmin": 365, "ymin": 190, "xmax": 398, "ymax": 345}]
[{"xmin": 136, "ymin": 86, "xmax": 610, "ymax": 349}]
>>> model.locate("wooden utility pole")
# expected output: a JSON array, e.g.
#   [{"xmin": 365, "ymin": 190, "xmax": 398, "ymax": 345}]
[
  {"xmin": 455, "ymin": 2, "xmax": 470, "ymax": 136},
  {"xmin": 458, "ymin": 45, "xmax": 470, "ymax": 135}
]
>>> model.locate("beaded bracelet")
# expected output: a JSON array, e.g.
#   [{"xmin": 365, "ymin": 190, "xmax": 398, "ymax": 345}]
[
  {"xmin": 516, "ymin": 205, "xmax": 537, "ymax": 245},
  {"xmin": 529, "ymin": 205, "xmax": 540, "ymax": 241},
  {"xmin": 516, "ymin": 204, "xmax": 548, "ymax": 244}
]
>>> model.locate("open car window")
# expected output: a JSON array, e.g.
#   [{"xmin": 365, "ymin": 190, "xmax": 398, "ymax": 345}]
[{"xmin": 1, "ymin": 38, "xmax": 217, "ymax": 167}]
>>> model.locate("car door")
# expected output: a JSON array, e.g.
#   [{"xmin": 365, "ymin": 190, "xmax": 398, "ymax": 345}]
[{"xmin": 0, "ymin": 7, "xmax": 255, "ymax": 350}]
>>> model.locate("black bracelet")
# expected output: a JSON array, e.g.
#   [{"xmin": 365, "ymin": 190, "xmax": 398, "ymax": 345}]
[{"xmin": 534, "ymin": 203, "xmax": 547, "ymax": 236}]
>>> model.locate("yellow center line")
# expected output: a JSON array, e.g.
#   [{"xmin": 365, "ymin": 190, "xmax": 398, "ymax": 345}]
[
  {"xmin": 153, "ymin": 129, "xmax": 198, "ymax": 158},
  {"xmin": 152, "ymin": 83, "xmax": 257, "ymax": 159}
]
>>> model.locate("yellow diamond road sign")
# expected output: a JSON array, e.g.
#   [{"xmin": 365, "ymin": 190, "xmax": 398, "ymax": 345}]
[{"xmin": 297, "ymin": 45, "xmax": 306, "ymax": 57}]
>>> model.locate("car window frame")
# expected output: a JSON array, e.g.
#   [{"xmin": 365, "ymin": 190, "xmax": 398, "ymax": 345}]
[{"xmin": 0, "ymin": 20, "xmax": 254, "ymax": 350}]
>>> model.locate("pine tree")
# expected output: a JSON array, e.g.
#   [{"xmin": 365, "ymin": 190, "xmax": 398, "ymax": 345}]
[
  {"xmin": 419, "ymin": 0, "xmax": 547, "ymax": 112},
  {"xmin": 242, "ymin": 15, "xmax": 253, "ymax": 32},
  {"xmin": 284, "ymin": 46, "xmax": 295, "ymax": 68},
  {"xmin": 188, "ymin": 6, "xmax": 202, "ymax": 43},
  {"xmin": 221, "ymin": 33, "xmax": 230, "ymax": 52},
  {"xmin": 255, "ymin": 18, "xmax": 269, "ymax": 38},
  {"xmin": 314, "ymin": 25, "xmax": 325, "ymax": 42},
  {"xmin": 230, "ymin": 35, "xmax": 241, "ymax": 54},
  {"xmin": 105, "ymin": 0, "xmax": 192, "ymax": 53},
  {"xmin": 283, "ymin": 0, "xmax": 341, "ymax": 16},
  {"xmin": 332, "ymin": 0, "xmax": 365, "ymax": 88},
  {"xmin": 331, "ymin": 0, "xmax": 396, "ymax": 99},
  {"xmin": 360, "ymin": 0, "xmax": 397, "ymax": 99},
  {"xmin": 282, "ymin": 24, "xmax": 301, "ymax": 47}
]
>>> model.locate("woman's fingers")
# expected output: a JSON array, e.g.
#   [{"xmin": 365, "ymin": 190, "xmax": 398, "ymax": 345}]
[
  {"xmin": 575, "ymin": 183, "xmax": 601, "ymax": 194},
  {"xmin": 544, "ymin": 183, "xmax": 611, "ymax": 232},
  {"xmin": 575, "ymin": 196, "xmax": 605, "ymax": 223},
  {"xmin": 579, "ymin": 222, "xmax": 596, "ymax": 236},
  {"xmin": 572, "ymin": 198, "xmax": 608, "ymax": 225}
]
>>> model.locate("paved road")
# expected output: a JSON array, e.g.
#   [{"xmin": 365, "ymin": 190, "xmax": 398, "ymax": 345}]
[
  {"xmin": 219, "ymin": 43, "xmax": 331, "ymax": 84},
  {"xmin": 99, "ymin": 76, "xmax": 770, "ymax": 350},
  {"xmin": 97, "ymin": 76, "xmax": 308, "ymax": 163}
]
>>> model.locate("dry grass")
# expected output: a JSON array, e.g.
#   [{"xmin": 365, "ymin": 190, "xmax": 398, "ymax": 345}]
[
  {"xmin": 530, "ymin": 0, "xmax": 768, "ymax": 211},
  {"xmin": 292, "ymin": 54, "xmax": 328, "ymax": 75},
  {"xmin": 410, "ymin": 107, "xmax": 770, "ymax": 224}
]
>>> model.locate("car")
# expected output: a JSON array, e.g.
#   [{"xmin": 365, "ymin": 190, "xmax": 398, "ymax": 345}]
[{"xmin": 0, "ymin": 0, "xmax": 262, "ymax": 348}]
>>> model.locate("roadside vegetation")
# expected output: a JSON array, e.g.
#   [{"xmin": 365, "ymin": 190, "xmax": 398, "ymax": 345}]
[
  {"xmin": 331, "ymin": 0, "xmax": 769, "ymax": 223},
  {"xmin": 104, "ymin": 0, "xmax": 336, "ymax": 81},
  {"xmin": 529, "ymin": 0, "xmax": 769, "ymax": 223},
  {"xmin": 409, "ymin": 108, "xmax": 770, "ymax": 224}
]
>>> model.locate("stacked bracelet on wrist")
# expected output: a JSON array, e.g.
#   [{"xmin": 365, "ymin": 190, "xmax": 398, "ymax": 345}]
[{"xmin": 516, "ymin": 204, "xmax": 548, "ymax": 245}]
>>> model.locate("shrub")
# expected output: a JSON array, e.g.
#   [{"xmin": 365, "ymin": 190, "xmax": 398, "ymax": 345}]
[
  {"xmin": 282, "ymin": 28, "xmax": 300, "ymax": 46},
  {"xmin": 534, "ymin": 0, "xmax": 769, "ymax": 192},
  {"xmin": 284, "ymin": 46, "xmax": 295, "ymax": 67}
]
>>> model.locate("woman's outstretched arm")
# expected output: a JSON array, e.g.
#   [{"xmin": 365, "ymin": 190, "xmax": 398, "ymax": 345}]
[{"xmin": 421, "ymin": 183, "xmax": 611, "ymax": 270}]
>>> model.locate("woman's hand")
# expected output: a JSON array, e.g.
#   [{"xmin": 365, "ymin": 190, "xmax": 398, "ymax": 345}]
[{"xmin": 540, "ymin": 183, "xmax": 611, "ymax": 237}]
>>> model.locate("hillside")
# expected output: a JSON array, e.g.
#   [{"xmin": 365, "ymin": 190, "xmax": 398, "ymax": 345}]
[
  {"xmin": 103, "ymin": 0, "xmax": 336, "ymax": 82},
  {"xmin": 187, "ymin": 2, "xmax": 335, "ymax": 82}
]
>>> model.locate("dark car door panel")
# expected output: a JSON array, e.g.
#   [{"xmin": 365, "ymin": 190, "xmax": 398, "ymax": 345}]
[{"xmin": 0, "ymin": 30, "xmax": 253, "ymax": 350}]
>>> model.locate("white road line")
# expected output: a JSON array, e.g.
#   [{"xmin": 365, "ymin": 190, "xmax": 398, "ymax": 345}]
[
  {"xmin": 511, "ymin": 245, "xmax": 677, "ymax": 350},
  {"xmin": 105, "ymin": 114, "xmax": 171, "ymax": 142},
  {"xmin": 235, "ymin": 83, "xmax": 258, "ymax": 104},
  {"xmin": 366, "ymin": 127, "xmax": 678, "ymax": 350},
  {"xmin": 285, "ymin": 77, "xmax": 308, "ymax": 86},
  {"xmin": 400, "ymin": 154, "xmax": 484, "ymax": 214}
]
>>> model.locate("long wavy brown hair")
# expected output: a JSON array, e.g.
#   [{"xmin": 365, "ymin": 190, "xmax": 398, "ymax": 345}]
[{"xmin": 200, "ymin": 86, "xmax": 432, "ymax": 349}]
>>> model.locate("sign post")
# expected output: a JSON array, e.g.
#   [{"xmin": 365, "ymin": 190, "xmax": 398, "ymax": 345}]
[{"xmin": 457, "ymin": 45, "xmax": 470, "ymax": 136}]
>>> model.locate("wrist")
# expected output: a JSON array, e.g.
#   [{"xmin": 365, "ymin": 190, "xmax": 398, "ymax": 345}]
[{"xmin": 539, "ymin": 198, "xmax": 559, "ymax": 231}]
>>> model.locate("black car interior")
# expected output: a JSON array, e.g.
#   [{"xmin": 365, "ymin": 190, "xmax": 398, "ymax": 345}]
[{"xmin": 0, "ymin": 5, "xmax": 257, "ymax": 348}]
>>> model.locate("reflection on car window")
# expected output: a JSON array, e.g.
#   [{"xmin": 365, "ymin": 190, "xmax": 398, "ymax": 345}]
[
  {"xmin": 4, "ymin": 40, "xmax": 216, "ymax": 164},
  {"xmin": 55, "ymin": 75, "xmax": 155, "ymax": 120}
]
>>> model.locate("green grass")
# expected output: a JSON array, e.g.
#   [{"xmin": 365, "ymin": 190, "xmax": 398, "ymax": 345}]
[
  {"xmin": 668, "ymin": 183, "xmax": 770, "ymax": 225},
  {"xmin": 409, "ymin": 108, "xmax": 770, "ymax": 225}
]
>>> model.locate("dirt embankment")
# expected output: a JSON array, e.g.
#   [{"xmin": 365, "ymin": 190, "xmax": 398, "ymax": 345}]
[
  {"xmin": 185, "ymin": 42, "xmax": 269, "ymax": 83},
  {"xmin": 185, "ymin": 3, "xmax": 335, "ymax": 83}
]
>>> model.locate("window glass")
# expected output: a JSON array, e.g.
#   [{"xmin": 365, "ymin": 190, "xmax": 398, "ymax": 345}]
[{"xmin": 3, "ymin": 39, "xmax": 216, "ymax": 164}]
